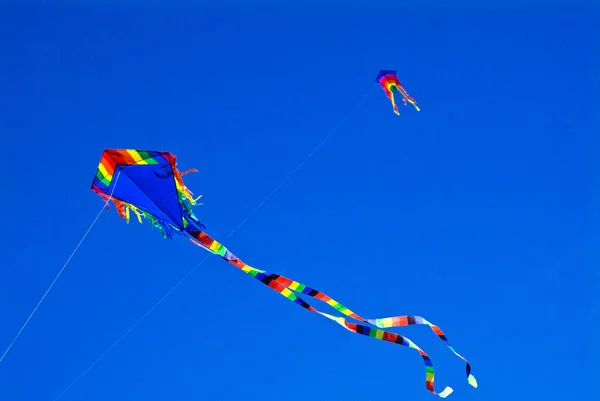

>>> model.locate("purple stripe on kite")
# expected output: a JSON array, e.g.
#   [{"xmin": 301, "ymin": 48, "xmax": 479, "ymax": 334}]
[
  {"xmin": 153, "ymin": 153, "xmax": 170, "ymax": 165},
  {"xmin": 223, "ymin": 250, "xmax": 233, "ymax": 260},
  {"xmin": 414, "ymin": 316, "xmax": 424, "ymax": 324}
]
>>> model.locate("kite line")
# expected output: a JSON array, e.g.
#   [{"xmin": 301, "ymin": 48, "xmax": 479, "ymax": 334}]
[
  {"xmin": 52, "ymin": 87, "xmax": 376, "ymax": 400},
  {"xmin": 0, "ymin": 172, "xmax": 122, "ymax": 365}
]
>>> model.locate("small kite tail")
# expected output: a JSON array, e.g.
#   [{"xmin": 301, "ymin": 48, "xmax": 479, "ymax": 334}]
[
  {"xmin": 366, "ymin": 315, "xmax": 477, "ymax": 389},
  {"xmin": 406, "ymin": 98, "xmax": 420, "ymax": 112},
  {"xmin": 390, "ymin": 94, "xmax": 400, "ymax": 115},
  {"xmin": 400, "ymin": 89, "xmax": 420, "ymax": 112},
  {"xmin": 317, "ymin": 312, "xmax": 454, "ymax": 398}
]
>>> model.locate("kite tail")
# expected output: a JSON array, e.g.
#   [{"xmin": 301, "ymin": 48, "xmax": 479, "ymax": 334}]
[
  {"xmin": 185, "ymin": 225, "xmax": 472, "ymax": 397},
  {"xmin": 367, "ymin": 316, "xmax": 477, "ymax": 388},
  {"xmin": 230, "ymin": 257, "xmax": 453, "ymax": 397},
  {"xmin": 318, "ymin": 311, "xmax": 453, "ymax": 398},
  {"xmin": 389, "ymin": 92, "xmax": 400, "ymax": 115},
  {"xmin": 243, "ymin": 267, "xmax": 451, "ymax": 397},
  {"xmin": 270, "ymin": 274, "xmax": 476, "ymax": 389},
  {"xmin": 400, "ymin": 89, "xmax": 420, "ymax": 111},
  {"xmin": 233, "ymin": 261, "xmax": 452, "ymax": 397},
  {"xmin": 383, "ymin": 87, "xmax": 400, "ymax": 115}
]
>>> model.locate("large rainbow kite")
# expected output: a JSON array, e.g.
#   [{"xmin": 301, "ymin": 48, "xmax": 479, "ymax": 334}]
[{"xmin": 91, "ymin": 149, "xmax": 477, "ymax": 398}]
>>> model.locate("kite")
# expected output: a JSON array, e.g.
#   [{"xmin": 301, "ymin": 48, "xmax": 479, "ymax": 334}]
[
  {"xmin": 91, "ymin": 149, "xmax": 477, "ymax": 398},
  {"xmin": 375, "ymin": 69, "xmax": 420, "ymax": 115}
]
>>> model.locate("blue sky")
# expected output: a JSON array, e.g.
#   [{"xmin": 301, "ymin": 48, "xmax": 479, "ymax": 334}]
[{"xmin": 0, "ymin": 2, "xmax": 597, "ymax": 401}]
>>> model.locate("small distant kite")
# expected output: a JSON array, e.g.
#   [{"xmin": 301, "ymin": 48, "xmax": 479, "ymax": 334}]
[
  {"xmin": 375, "ymin": 69, "xmax": 420, "ymax": 115},
  {"xmin": 91, "ymin": 149, "xmax": 476, "ymax": 398}
]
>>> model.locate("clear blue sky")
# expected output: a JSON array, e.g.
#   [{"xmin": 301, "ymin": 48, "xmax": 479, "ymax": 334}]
[{"xmin": 1, "ymin": 2, "xmax": 597, "ymax": 401}]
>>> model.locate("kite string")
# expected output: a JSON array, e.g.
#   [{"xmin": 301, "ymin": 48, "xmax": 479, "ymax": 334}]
[
  {"xmin": 51, "ymin": 253, "xmax": 213, "ymax": 401},
  {"xmin": 0, "ymin": 171, "xmax": 121, "ymax": 365},
  {"xmin": 52, "ymin": 87, "xmax": 375, "ymax": 400},
  {"xmin": 224, "ymin": 86, "xmax": 375, "ymax": 235}
]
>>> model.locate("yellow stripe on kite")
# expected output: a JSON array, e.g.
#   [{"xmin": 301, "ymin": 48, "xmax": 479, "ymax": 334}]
[
  {"xmin": 126, "ymin": 149, "xmax": 149, "ymax": 164},
  {"xmin": 98, "ymin": 163, "xmax": 112, "ymax": 181}
]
